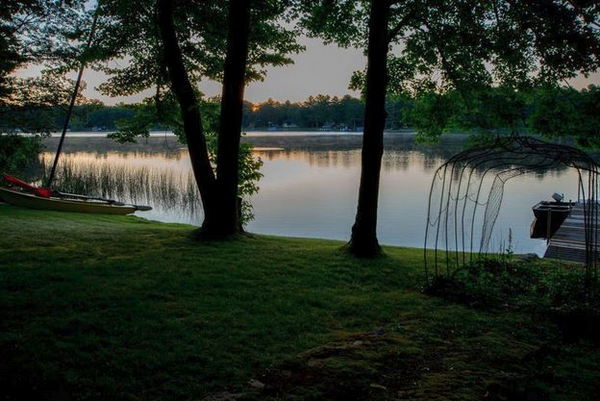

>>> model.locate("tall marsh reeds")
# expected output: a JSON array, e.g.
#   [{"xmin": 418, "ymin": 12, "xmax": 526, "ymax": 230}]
[{"xmin": 38, "ymin": 157, "xmax": 203, "ymax": 214}]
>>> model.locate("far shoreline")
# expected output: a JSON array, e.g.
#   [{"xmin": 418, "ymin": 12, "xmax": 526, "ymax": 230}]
[
  {"xmin": 44, "ymin": 128, "xmax": 421, "ymax": 137},
  {"xmin": 40, "ymin": 130, "xmax": 474, "ymax": 154}
]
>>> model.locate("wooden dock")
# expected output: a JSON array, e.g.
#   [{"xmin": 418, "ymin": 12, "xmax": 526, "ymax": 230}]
[{"xmin": 545, "ymin": 203, "xmax": 599, "ymax": 263}]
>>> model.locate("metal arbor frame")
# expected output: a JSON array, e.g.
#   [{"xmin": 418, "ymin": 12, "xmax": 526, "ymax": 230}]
[{"xmin": 424, "ymin": 135, "xmax": 599, "ymax": 292}]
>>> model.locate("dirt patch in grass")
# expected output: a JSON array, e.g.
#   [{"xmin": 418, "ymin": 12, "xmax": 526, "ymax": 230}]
[
  {"xmin": 206, "ymin": 312, "xmax": 600, "ymax": 401},
  {"xmin": 206, "ymin": 322, "xmax": 552, "ymax": 401}
]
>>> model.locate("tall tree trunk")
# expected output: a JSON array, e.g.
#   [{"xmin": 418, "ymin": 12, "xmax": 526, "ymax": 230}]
[
  {"xmin": 156, "ymin": 0, "xmax": 220, "ymax": 233},
  {"xmin": 216, "ymin": 0, "xmax": 252, "ymax": 234},
  {"xmin": 348, "ymin": 0, "xmax": 390, "ymax": 257}
]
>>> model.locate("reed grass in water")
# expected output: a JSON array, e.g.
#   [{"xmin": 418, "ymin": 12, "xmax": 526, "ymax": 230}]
[{"xmin": 39, "ymin": 157, "xmax": 203, "ymax": 216}]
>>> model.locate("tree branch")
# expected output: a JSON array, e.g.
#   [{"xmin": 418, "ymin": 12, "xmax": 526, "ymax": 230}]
[{"xmin": 387, "ymin": 9, "xmax": 417, "ymax": 43}]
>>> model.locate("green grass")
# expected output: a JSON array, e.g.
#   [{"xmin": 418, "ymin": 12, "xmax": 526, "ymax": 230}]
[{"xmin": 0, "ymin": 204, "xmax": 598, "ymax": 401}]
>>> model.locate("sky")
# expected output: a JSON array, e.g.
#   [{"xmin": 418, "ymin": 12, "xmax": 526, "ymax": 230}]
[
  {"xmin": 18, "ymin": 35, "xmax": 599, "ymax": 105},
  {"xmin": 19, "ymin": 36, "xmax": 365, "ymax": 105}
]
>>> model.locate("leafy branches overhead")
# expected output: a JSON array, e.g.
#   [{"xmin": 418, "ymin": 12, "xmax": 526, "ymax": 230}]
[
  {"xmin": 301, "ymin": 0, "xmax": 599, "ymax": 95},
  {"xmin": 61, "ymin": 0, "xmax": 304, "ymax": 100},
  {"xmin": 0, "ymin": 1, "xmax": 96, "ymax": 136},
  {"xmin": 0, "ymin": 0, "xmax": 80, "ymax": 169},
  {"xmin": 297, "ymin": 0, "xmax": 367, "ymax": 47},
  {"xmin": 0, "ymin": 0, "xmax": 87, "ymax": 99},
  {"xmin": 0, "ymin": 75, "xmax": 90, "ymax": 135},
  {"xmin": 301, "ymin": 0, "xmax": 599, "ymax": 144}
]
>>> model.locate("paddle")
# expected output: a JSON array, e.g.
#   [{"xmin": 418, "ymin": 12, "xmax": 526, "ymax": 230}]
[
  {"xmin": 54, "ymin": 190, "xmax": 125, "ymax": 204},
  {"xmin": 54, "ymin": 191, "xmax": 152, "ymax": 211}
]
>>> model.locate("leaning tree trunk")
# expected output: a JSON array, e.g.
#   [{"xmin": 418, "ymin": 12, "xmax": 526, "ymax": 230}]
[
  {"xmin": 156, "ymin": 0, "xmax": 220, "ymax": 233},
  {"xmin": 348, "ymin": 0, "xmax": 390, "ymax": 257},
  {"xmin": 216, "ymin": 0, "xmax": 252, "ymax": 235}
]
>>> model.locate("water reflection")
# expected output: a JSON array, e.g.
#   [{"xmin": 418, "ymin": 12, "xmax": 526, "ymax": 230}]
[
  {"xmin": 39, "ymin": 134, "xmax": 582, "ymax": 254},
  {"xmin": 254, "ymin": 149, "xmax": 448, "ymax": 172}
]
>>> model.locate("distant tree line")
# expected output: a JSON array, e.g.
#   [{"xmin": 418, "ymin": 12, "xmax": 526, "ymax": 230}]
[
  {"xmin": 245, "ymin": 94, "xmax": 412, "ymax": 130},
  {"xmin": 2, "ymin": 95, "xmax": 393, "ymax": 132},
  {"xmin": 70, "ymin": 104, "xmax": 136, "ymax": 131},
  {"xmin": 0, "ymin": 102, "xmax": 133, "ymax": 133},
  {"xmin": 3, "ymin": 87, "xmax": 598, "ymax": 138},
  {"xmin": 243, "ymin": 95, "xmax": 363, "ymax": 129}
]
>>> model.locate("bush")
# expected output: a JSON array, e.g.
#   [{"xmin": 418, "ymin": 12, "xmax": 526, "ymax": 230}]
[
  {"xmin": 425, "ymin": 257, "xmax": 599, "ymax": 313},
  {"xmin": 0, "ymin": 134, "xmax": 43, "ymax": 173}
]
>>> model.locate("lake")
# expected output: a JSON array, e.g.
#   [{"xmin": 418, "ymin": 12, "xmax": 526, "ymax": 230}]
[{"xmin": 41, "ymin": 132, "xmax": 580, "ymax": 255}]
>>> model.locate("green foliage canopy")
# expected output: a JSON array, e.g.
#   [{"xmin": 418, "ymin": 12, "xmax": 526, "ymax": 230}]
[
  {"xmin": 46, "ymin": 0, "xmax": 304, "ymax": 99},
  {"xmin": 0, "ymin": 75, "xmax": 89, "ymax": 135},
  {"xmin": 529, "ymin": 85, "xmax": 600, "ymax": 147},
  {"xmin": 401, "ymin": 85, "xmax": 600, "ymax": 147},
  {"xmin": 0, "ymin": 0, "xmax": 87, "ymax": 99},
  {"xmin": 299, "ymin": 0, "xmax": 599, "ymax": 132}
]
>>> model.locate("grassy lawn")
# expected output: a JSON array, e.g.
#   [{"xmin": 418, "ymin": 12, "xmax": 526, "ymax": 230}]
[{"xmin": 0, "ymin": 204, "xmax": 598, "ymax": 401}]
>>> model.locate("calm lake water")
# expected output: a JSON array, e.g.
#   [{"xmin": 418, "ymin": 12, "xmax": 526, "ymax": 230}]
[{"xmin": 41, "ymin": 132, "xmax": 581, "ymax": 255}]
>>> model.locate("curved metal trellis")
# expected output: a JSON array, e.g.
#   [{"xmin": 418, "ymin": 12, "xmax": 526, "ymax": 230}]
[{"xmin": 424, "ymin": 135, "xmax": 599, "ymax": 293}]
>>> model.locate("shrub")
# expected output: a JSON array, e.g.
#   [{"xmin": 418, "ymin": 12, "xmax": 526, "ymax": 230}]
[
  {"xmin": 0, "ymin": 134, "xmax": 43, "ymax": 173},
  {"xmin": 425, "ymin": 256, "xmax": 599, "ymax": 313}
]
